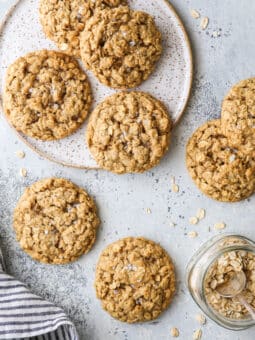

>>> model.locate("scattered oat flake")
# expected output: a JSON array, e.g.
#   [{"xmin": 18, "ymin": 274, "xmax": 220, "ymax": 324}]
[
  {"xmin": 170, "ymin": 176, "xmax": 175, "ymax": 184},
  {"xmin": 19, "ymin": 168, "xmax": 27, "ymax": 177},
  {"xmin": 170, "ymin": 327, "xmax": 179, "ymax": 337},
  {"xmin": 146, "ymin": 208, "xmax": 151, "ymax": 214},
  {"xmin": 16, "ymin": 150, "xmax": 25, "ymax": 159},
  {"xmin": 170, "ymin": 221, "xmax": 176, "ymax": 227},
  {"xmin": 172, "ymin": 184, "xmax": 179, "ymax": 193},
  {"xmin": 189, "ymin": 216, "xmax": 199, "ymax": 225},
  {"xmin": 196, "ymin": 314, "xmax": 206, "ymax": 325},
  {"xmin": 200, "ymin": 16, "xmax": 209, "ymax": 30},
  {"xmin": 193, "ymin": 329, "xmax": 202, "ymax": 340},
  {"xmin": 196, "ymin": 208, "xmax": 205, "ymax": 220},
  {"xmin": 188, "ymin": 231, "xmax": 198, "ymax": 238},
  {"xmin": 190, "ymin": 9, "xmax": 200, "ymax": 19},
  {"xmin": 214, "ymin": 222, "xmax": 226, "ymax": 230}
]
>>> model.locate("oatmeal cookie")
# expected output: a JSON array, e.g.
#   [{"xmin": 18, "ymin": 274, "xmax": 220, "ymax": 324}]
[
  {"xmin": 95, "ymin": 237, "xmax": 176, "ymax": 323},
  {"xmin": 3, "ymin": 50, "xmax": 91, "ymax": 141},
  {"xmin": 86, "ymin": 91, "xmax": 172, "ymax": 174},
  {"xmin": 186, "ymin": 120, "xmax": 255, "ymax": 202},
  {"xmin": 80, "ymin": 6, "xmax": 162, "ymax": 89},
  {"xmin": 39, "ymin": 0, "xmax": 126, "ymax": 57},
  {"xmin": 13, "ymin": 178, "xmax": 100, "ymax": 264},
  {"xmin": 221, "ymin": 78, "xmax": 255, "ymax": 153}
]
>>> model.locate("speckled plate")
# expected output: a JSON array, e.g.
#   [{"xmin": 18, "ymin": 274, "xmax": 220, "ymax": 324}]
[{"xmin": 0, "ymin": 0, "xmax": 193, "ymax": 169}]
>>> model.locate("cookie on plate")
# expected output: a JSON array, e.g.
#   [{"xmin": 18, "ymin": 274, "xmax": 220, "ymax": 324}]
[
  {"xmin": 13, "ymin": 178, "xmax": 100, "ymax": 264},
  {"xmin": 95, "ymin": 237, "xmax": 176, "ymax": 323},
  {"xmin": 3, "ymin": 50, "xmax": 91, "ymax": 141},
  {"xmin": 221, "ymin": 78, "xmax": 255, "ymax": 154},
  {"xmin": 80, "ymin": 6, "xmax": 162, "ymax": 89},
  {"xmin": 86, "ymin": 91, "xmax": 172, "ymax": 174},
  {"xmin": 39, "ymin": 0, "xmax": 127, "ymax": 57},
  {"xmin": 186, "ymin": 119, "xmax": 255, "ymax": 202}
]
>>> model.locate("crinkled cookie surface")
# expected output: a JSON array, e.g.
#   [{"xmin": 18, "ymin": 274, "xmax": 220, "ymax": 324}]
[
  {"xmin": 95, "ymin": 237, "xmax": 176, "ymax": 323},
  {"xmin": 221, "ymin": 78, "xmax": 255, "ymax": 154},
  {"xmin": 80, "ymin": 6, "xmax": 162, "ymax": 89},
  {"xmin": 39, "ymin": 0, "xmax": 127, "ymax": 57},
  {"xmin": 13, "ymin": 178, "xmax": 100, "ymax": 264},
  {"xmin": 86, "ymin": 91, "xmax": 172, "ymax": 174},
  {"xmin": 186, "ymin": 120, "xmax": 255, "ymax": 202},
  {"xmin": 3, "ymin": 50, "xmax": 91, "ymax": 141}
]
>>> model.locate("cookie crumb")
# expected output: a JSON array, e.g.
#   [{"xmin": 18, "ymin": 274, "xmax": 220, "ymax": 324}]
[
  {"xmin": 214, "ymin": 222, "xmax": 226, "ymax": 230},
  {"xmin": 196, "ymin": 208, "xmax": 205, "ymax": 220},
  {"xmin": 193, "ymin": 329, "xmax": 202, "ymax": 340},
  {"xmin": 189, "ymin": 216, "xmax": 199, "ymax": 225},
  {"xmin": 196, "ymin": 314, "xmax": 206, "ymax": 325},
  {"xmin": 188, "ymin": 231, "xmax": 198, "ymax": 238},
  {"xmin": 146, "ymin": 208, "xmax": 152, "ymax": 214},
  {"xmin": 172, "ymin": 184, "xmax": 179, "ymax": 193},
  {"xmin": 200, "ymin": 17, "xmax": 209, "ymax": 30},
  {"xmin": 19, "ymin": 168, "xmax": 27, "ymax": 177},
  {"xmin": 190, "ymin": 9, "xmax": 200, "ymax": 19},
  {"xmin": 16, "ymin": 150, "xmax": 25, "ymax": 159},
  {"xmin": 170, "ymin": 327, "xmax": 179, "ymax": 337}
]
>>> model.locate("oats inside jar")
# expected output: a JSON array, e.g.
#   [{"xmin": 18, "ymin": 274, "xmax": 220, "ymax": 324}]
[{"xmin": 204, "ymin": 250, "xmax": 255, "ymax": 319}]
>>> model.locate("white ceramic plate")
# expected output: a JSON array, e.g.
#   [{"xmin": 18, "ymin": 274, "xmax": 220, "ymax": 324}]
[{"xmin": 0, "ymin": 0, "xmax": 193, "ymax": 169}]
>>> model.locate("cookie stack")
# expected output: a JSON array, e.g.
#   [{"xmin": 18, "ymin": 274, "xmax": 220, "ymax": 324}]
[
  {"xmin": 3, "ymin": 0, "xmax": 172, "ymax": 174},
  {"xmin": 186, "ymin": 78, "xmax": 255, "ymax": 202}
]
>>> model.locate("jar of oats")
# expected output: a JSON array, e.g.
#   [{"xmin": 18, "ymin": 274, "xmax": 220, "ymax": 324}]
[{"xmin": 186, "ymin": 234, "xmax": 255, "ymax": 330}]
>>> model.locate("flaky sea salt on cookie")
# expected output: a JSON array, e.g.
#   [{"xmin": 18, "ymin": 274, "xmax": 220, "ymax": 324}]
[
  {"xmin": 13, "ymin": 178, "xmax": 100, "ymax": 264},
  {"xmin": 95, "ymin": 237, "xmax": 176, "ymax": 323},
  {"xmin": 3, "ymin": 50, "xmax": 92, "ymax": 141},
  {"xmin": 80, "ymin": 6, "xmax": 162, "ymax": 89},
  {"xmin": 86, "ymin": 91, "xmax": 172, "ymax": 174},
  {"xmin": 186, "ymin": 119, "xmax": 255, "ymax": 202},
  {"xmin": 39, "ymin": 0, "xmax": 127, "ymax": 57}
]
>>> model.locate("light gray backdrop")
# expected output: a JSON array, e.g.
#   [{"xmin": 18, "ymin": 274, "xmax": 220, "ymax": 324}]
[{"xmin": 0, "ymin": 0, "xmax": 254, "ymax": 339}]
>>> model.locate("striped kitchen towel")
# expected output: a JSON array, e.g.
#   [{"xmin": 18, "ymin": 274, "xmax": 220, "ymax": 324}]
[{"xmin": 0, "ymin": 249, "xmax": 79, "ymax": 340}]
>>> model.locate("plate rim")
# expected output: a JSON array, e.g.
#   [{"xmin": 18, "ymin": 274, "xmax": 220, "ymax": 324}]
[{"xmin": 0, "ymin": 0, "xmax": 193, "ymax": 170}]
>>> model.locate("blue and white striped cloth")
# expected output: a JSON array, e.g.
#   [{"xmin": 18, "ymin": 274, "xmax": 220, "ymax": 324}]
[{"xmin": 0, "ymin": 249, "xmax": 79, "ymax": 340}]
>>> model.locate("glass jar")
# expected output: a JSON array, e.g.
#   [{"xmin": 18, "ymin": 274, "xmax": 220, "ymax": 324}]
[{"xmin": 186, "ymin": 234, "xmax": 255, "ymax": 330}]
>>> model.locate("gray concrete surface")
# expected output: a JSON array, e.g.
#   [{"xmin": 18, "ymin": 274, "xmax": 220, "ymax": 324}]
[{"xmin": 0, "ymin": 0, "xmax": 255, "ymax": 339}]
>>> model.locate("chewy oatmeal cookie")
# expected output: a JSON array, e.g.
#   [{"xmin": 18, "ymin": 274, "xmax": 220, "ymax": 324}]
[
  {"xmin": 80, "ymin": 6, "xmax": 162, "ymax": 89},
  {"xmin": 39, "ymin": 0, "xmax": 127, "ymax": 57},
  {"xmin": 221, "ymin": 78, "xmax": 255, "ymax": 154},
  {"xmin": 186, "ymin": 119, "xmax": 255, "ymax": 202},
  {"xmin": 86, "ymin": 91, "xmax": 172, "ymax": 174},
  {"xmin": 3, "ymin": 50, "xmax": 91, "ymax": 141},
  {"xmin": 13, "ymin": 178, "xmax": 100, "ymax": 264},
  {"xmin": 95, "ymin": 237, "xmax": 176, "ymax": 323}
]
